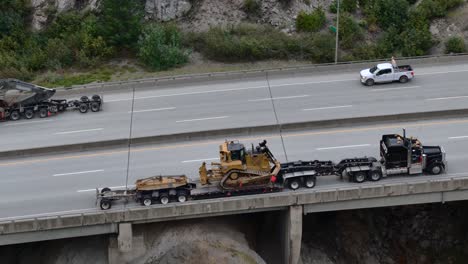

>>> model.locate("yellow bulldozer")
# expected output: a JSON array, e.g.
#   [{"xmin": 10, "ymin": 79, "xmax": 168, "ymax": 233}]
[{"xmin": 199, "ymin": 140, "xmax": 281, "ymax": 190}]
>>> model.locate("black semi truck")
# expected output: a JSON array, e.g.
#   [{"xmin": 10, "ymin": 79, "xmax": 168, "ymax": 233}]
[{"xmin": 281, "ymin": 130, "xmax": 446, "ymax": 190}]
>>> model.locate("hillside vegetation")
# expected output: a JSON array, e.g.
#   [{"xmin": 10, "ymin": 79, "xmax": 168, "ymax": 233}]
[{"xmin": 0, "ymin": 0, "xmax": 466, "ymax": 86}]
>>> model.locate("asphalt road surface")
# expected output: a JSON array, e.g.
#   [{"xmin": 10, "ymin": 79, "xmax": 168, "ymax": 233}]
[
  {"xmin": 1, "ymin": 116, "xmax": 468, "ymax": 220},
  {"xmin": 2, "ymin": 61, "xmax": 468, "ymax": 151}
]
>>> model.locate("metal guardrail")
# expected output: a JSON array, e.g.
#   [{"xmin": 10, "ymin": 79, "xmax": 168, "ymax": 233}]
[
  {"xmin": 1, "ymin": 174, "xmax": 468, "ymax": 236},
  {"xmin": 56, "ymin": 53, "xmax": 468, "ymax": 91}
]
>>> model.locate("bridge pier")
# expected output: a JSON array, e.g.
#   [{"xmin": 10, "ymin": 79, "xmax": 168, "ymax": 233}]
[
  {"xmin": 283, "ymin": 205, "xmax": 303, "ymax": 264},
  {"xmin": 108, "ymin": 223, "xmax": 145, "ymax": 264}
]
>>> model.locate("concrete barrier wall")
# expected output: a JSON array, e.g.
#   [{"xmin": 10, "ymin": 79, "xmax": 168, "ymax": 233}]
[
  {"xmin": 3, "ymin": 108, "xmax": 468, "ymax": 158},
  {"xmin": 2, "ymin": 176, "xmax": 468, "ymax": 241}
]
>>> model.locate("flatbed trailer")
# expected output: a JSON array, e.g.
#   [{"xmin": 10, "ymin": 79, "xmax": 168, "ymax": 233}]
[
  {"xmin": 2, "ymin": 95, "xmax": 103, "ymax": 121},
  {"xmin": 0, "ymin": 79, "xmax": 103, "ymax": 121},
  {"xmin": 95, "ymin": 133, "xmax": 447, "ymax": 210}
]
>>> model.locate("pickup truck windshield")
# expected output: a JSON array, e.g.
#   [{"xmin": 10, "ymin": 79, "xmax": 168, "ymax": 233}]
[{"xmin": 370, "ymin": 66, "xmax": 378, "ymax": 73}]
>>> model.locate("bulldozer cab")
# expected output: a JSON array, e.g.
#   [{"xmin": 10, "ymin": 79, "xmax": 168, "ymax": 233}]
[{"xmin": 221, "ymin": 141, "xmax": 245, "ymax": 163}]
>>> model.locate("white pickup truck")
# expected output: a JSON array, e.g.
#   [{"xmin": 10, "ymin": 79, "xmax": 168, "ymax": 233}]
[{"xmin": 360, "ymin": 63, "xmax": 414, "ymax": 86}]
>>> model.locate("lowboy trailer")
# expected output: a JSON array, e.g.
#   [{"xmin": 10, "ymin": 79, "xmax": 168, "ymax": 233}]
[{"xmin": 96, "ymin": 131, "xmax": 446, "ymax": 210}]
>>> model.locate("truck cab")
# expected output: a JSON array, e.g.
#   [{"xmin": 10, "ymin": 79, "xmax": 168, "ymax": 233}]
[
  {"xmin": 380, "ymin": 133, "xmax": 446, "ymax": 176},
  {"xmin": 360, "ymin": 63, "xmax": 414, "ymax": 86}
]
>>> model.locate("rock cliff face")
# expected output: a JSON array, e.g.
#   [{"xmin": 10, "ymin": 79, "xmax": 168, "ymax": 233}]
[
  {"xmin": 30, "ymin": 0, "xmax": 334, "ymax": 32},
  {"xmin": 31, "ymin": 0, "xmax": 99, "ymax": 30},
  {"xmin": 300, "ymin": 201, "xmax": 468, "ymax": 264}
]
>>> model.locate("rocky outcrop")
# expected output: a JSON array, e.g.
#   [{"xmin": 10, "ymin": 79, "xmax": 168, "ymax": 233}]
[
  {"xmin": 31, "ymin": 0, "xmax": 100, "ymax": 30},
  {"xmin": 145, "ymin": 0, "xmax": 192, "ymax": 21}
]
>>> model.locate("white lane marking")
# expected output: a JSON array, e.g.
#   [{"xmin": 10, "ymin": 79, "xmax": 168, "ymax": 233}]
[
  {"xmin": 53, "ymin": 169, "xmax": 104, "ymax": 177},
  {"xmin": 77, "ymin": 185, "xmax": 134, "ymax": 192},
  {"xmin": 316, "ymin": 144, "xmax": 371, "ymax": 150},
  {"xmin": 182, "ymin": 158, "xmax": 218, "ymax": 163},
  {"xmin": 54, "ymin": 128, "xmax": 104, "ymax": 135},
  {"xmin": 417, "ymin": 69, "xmax": 468, "ymax": 76},
  {"xmin": 303, "ymin": 105, "xmax": 353, "ymax": 111},
  {"xmin": 130, "ymin": 107, "xmax": 176, "ymax": 113},
  {"xmin": 104, "ymin": 79, "xmax": 356, "ymax": 102},
  {"xmin": 371, "ymin": 86, "xmax": 420, "ymax": 92},
  {"xmin": 248, "ymin": 95, "xmax": 309, "ymax": 102},
  {"xmin": 105, "ymin": 85, "xmax": 268, "ymax": 102},
  {"xmin": 271, "ymin": 78, "xmax": 355, "ymax": 87},
  {"xmin": 448, "ymin": 135, "xmax": 468, "ymax": 139},
  {"xmin": 426, "ymin": 95, "xmax": 468, "ymax": 101},
  {"xmin": 176, "ymin": 116, "xmax": 229, "ymax": 123},
  {"xmin": 5, "ymin": 120, "xmax": 54, "ymax": 126}
]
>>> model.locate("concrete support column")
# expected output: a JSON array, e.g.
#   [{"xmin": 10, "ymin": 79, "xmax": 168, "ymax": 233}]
[
  {"xmin": 284, "ymin": 205, "xmax": 303, "ymax": 264},
  {"xmin": 108, "ymin": 223, "xmax": 145, "ymax": 264}
]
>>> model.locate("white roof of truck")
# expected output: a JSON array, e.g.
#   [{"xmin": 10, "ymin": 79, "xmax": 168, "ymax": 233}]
[{"xmin": 377, "ymin": 63, "xmax": 393, "ymax": 69}]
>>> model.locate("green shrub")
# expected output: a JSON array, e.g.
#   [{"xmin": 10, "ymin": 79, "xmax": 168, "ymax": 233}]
[
  {"xmin": 417, "ymin": 0, "xmax": 464, "ymax": 20},
  {"xmin": 45, "ymin": 38, "xmax": 73, "ymax": 69},
  {"xmin": 243, "ymin": 0, "xmax": 261, "ymax": 16},
  {"xmin": 137, "ymin": 24, "xmax": 189, "ymax": 70},
  {"xmin": 400, "ymin": 12, "xmax": 433, "ymax": 56},
  {"xmin": 445, "ymin": 36, "xmax": 466, "ymax": 54},
  {"xmin": 304, "ymin": 33, "xmax": 336, "ymax": 63},
  {"xmin": 373, "ymin": 0, "xmax": 409, "ymax": 30},
  {"xmin": 97, "ymin": 0, "xmax": 144, "ymax": 50},
  {"xmin": 329, "ymin": 0, "xmax": 358, "ymax": 13},
  {"xmin": 338, "ymin": 13, "xmax": 362, "ymax": 49},
  {"xmin": 296, "ymin": 8, "xmax": 326, "ymax": 32}
]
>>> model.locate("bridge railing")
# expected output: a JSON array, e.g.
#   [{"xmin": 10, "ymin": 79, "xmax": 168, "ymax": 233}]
[{"xmin": 1, "ymin": 175, "xmax": 468, "ymax": 237}]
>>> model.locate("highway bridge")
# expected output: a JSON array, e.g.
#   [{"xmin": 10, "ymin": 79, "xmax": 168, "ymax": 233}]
[{"xmin": 2, "ymin": 55, "xmax": 468, "ymax": 263}]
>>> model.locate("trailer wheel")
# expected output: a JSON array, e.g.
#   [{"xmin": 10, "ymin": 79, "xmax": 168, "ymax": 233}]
[
  {"xmin": 90, "ymin": 101, "xmax": 100, "ymax": 112},
  {"xmin": 101, "ymin": 187, "xmax": 111, "ymax": 194},
  {"xmin": 39, "ymin": 108, "xmax": 48, "ymax": 118},
  {"xmin": 369, "ymin": 170, "xmax": 382, "ymax": 181},
  {"xmin": 24, "ymin": 109, "xmax": 34, "ymax": 119},
  {"xmin": 288, "ymin": 179, "xmax": 301, "ymax": 190},
  {"xmin": 399, "ymin": 76, "xmax": 408, "ymax": 83},
  {"xmin": 100, "ymin": 199, "xmax": 111, "ymax": 210},
  {"xmin": 160, "ymin": 193, "xmax": 169, "ymax": 205},
  {"xmin": 305, "ymin": 176, "xmax": 316, "ymax": 188},
  {"xmin": 142, "ymin": 196, "xmax": 152, "ymax": 206},
  {"xmin": 79, "ymin": 103, "xmax": 89, "ymax": 113},
  {"xmin": 365, "ymin": 79, "xmax": 375, "ymax": 86},
  {"xmin": 10, "ymin": 110, "xmax": 20, "ymax": 121},
  {"xmin": 177, "ymin": 191, "xmax": 187, "ymax": 203},
  {"xmin": 429, "ymin": 164, "xmax": 443, "ymax": 175},
  {"xmin": 353, "ymin": 172, "xmax": 367, "ymax": 183}
]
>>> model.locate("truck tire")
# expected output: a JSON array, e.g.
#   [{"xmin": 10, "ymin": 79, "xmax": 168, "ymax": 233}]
[
  {"xmin": 39, "ymin": 108, "xmax": 48, "ymax": 118},
  {"xmin": 100, "ymin": 199, "xmax": 111, "ymax": 210},
  {"xmin": 160, "ymin": 193, "xmax": 169, "ymax": 205},
  {"xmin": 10, "ymin": 110, "xmax": 20, "ymax": 121},
  {"xmin": 366, "ymin": 79, "xmax": 375, "ymax": 86},
  {"xmin": 24, "ymin": 109, "xmax": 34, "ymax": 119},
  {"xmin": 288, "ymin": 179, "xmax": 301, "ymax": 190},
  {"xmin": 79, "ymin": 103, "xmax": 89, "ymax": 113},
  {"xmin": 142, "ymin": 196, "xmax": 152, "ymax": 206},
  {"xmin": 177, "ymin": 191, "xmax": 188, "ymax": 203},
  {"xmin": 399, "ymin": 76, "xmax": 408, "ymax": 83},
  {"xmin": 304, "ymin": 176, "xmax": 316, "ymax": 188},
  {"xmin": 90, "ymin": 101, "xmax": 100, "ymax": 112},
  {"xmin": 429, "ymin": 164, "xmax": 443, "ymax": 175},
  {"xmin": 353, "ymin": 172, "xmax": 367, "ymax": 183},
  {"xmin": 369, "ymin": 170, "xmax": 382, "ymax": 181}
]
